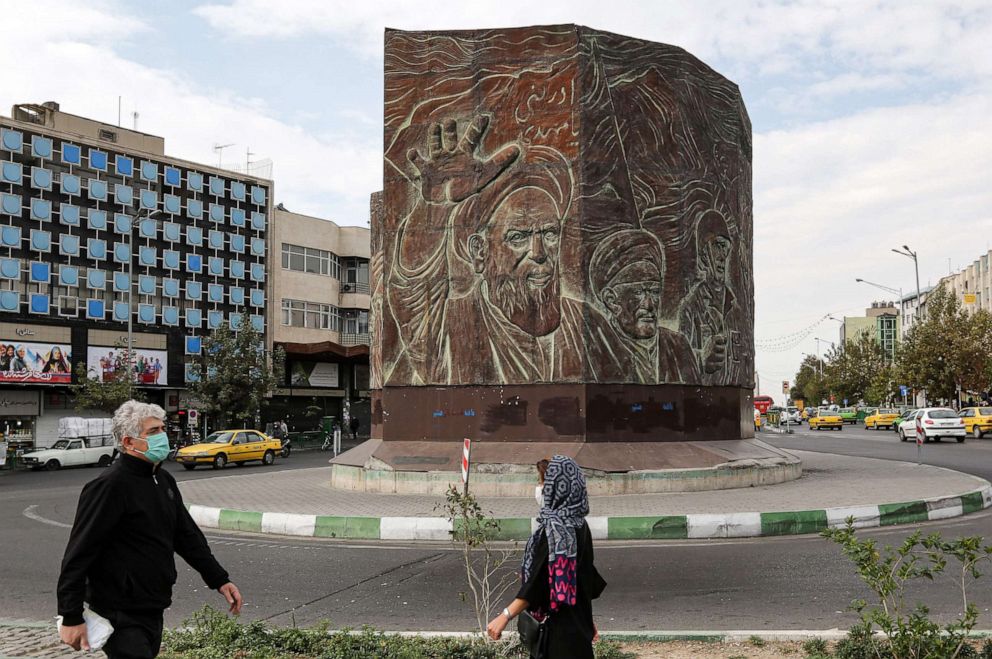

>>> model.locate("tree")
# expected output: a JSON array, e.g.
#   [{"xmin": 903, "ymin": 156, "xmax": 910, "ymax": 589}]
[
  {"xmin": 186, "ymin": 323, "xmax": 285, "ymax": 429},
  {"xmin": 825, "ymin": 330, "xmax": 894, "ymax": 405},
  {"xmin": 791, "ymin": 354, "xmax": 829, "ymax": 405},
  {"xmin": 69, "ymin": 342, "xmax": 145, "ymax": 413},
  {"xmin": 896, "ymin": 285, "xmax": 987, "ymax": 403}
]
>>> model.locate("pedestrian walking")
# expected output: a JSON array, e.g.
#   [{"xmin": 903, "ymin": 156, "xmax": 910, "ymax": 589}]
[
  {"xmin": 487, "ymin": 455, "xmax": 606, "ymax": 658},
  {"xmin": 57, "ymin": 400, "xmax": 242, "ymax": 657},
  {"xmin": 349, "ymin": 416, "xmax": 360, "ymax": 440}
]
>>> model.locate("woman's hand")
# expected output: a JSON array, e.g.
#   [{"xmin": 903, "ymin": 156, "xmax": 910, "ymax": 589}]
[{"xmin": 486, "ymin": 613, "xmax": 509, "ymax": 640}]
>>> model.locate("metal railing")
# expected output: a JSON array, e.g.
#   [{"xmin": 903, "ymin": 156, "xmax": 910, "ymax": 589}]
[
  {"xmin": 340, "ymin": 281, "xmax": 370, "ymax": 295},
  {"xmin": 339, "ymin": 332, "xmax": 370, "ymax": 346}
]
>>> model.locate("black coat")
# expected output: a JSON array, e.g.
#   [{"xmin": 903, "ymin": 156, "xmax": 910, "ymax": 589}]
[
  {"xmin": 57, "ymin": 454, "xmax": 229, "ymax": 625},
  {"xmin": 517, "ymin": 522, "xmax": 606, "ymax": 659}
]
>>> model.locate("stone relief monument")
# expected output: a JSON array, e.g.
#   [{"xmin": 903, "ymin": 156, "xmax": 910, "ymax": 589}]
[{"xmin": 337, "ymin": 24, "xmax": 797, "ymax": 491}]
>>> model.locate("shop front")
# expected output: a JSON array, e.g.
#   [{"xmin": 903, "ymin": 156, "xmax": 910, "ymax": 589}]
[
  {"xmin": 268, "ymin": 341, "xmax": 370, "ymax": 436},
  {"xmin": 0, "ymin": 389, "xmax": 41, "ymax": 457}
]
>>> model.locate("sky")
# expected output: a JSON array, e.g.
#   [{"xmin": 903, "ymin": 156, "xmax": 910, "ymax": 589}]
[{"xmin": 2, "ymin": 0, "xmax": 991, "ymax": 402}]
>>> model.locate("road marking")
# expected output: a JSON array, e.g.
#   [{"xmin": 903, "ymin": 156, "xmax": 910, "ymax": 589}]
[{"xmin": 21, "ymin": 505, "xmax": 71, "ymax": 529}]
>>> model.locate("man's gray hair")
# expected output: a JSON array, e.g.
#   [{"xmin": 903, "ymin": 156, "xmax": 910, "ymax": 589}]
[{"xmin": 112, "ymin": 400, "xmax": 166, "ymax": 442}]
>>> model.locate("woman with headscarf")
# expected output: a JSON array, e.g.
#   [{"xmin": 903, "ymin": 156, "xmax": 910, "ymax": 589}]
[
  {"xmin": 487, "ymin": 455, "xmax": 606, "ymax": 658},
  {"xmin": 42, "ymin": 346, "xmax": 70, "ymax": 374}
]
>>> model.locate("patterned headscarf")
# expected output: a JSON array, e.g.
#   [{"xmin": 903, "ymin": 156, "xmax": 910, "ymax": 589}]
[{"xmin": 521, "ymin": 455, "xmax": 589, "ymax": 612}]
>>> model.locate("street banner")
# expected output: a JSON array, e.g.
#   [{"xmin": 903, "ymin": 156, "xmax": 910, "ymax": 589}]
[
  {"xmin": 461, "ymin": 438, "xmax": 471, "ymax": 492},
  {"xmin": 0, "ymin": 341, "xmax": 72, "ymax": 384}
]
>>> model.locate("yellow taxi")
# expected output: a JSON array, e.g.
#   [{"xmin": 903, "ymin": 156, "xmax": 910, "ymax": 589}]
[
  {"xmin": 864, "ymin": 408, "xmax": 901, "ymax": 431},
  {"xmin": 808, "ymin": 408, "xmax": 843, "ymax": 431},
  {"xmin": 801, "ymin": 408, "xmax": 810, "ymax": 421},
  {"xmin": 960, "ymin": 407, "xmax": 992, "ymax": 439},
  {"xmin": 754, "ymin": 408, "xmax": 762, "ymax": 431},
  {"xmin": 176, "ymin": 429, "xmax": 282, "ymax": 470}
]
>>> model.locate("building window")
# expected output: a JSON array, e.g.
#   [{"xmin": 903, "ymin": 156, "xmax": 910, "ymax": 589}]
[
  {"xmin": 281, "ymin": 243, "xmax": 339, "ymax": 277},
  {"xmin": 281, "ymin": 298, "xmax": 339, "ymax": 330},
  {"xmin": 342, "ymin": 257, "xmax": 369, "ymax": 294}
]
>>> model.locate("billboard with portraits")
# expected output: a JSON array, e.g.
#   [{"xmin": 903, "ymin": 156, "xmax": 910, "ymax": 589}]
[
  {"xmin": 86, "ymin": 347, "xmax": 168, "ymax": 386},
  {"xmin": 0, "ymin": 341, "xmax": 72, "ymax": 384}
]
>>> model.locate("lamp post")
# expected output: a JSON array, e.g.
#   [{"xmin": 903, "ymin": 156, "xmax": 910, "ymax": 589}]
[
  {"xmin": 813, "ymin": 337, "xmax": 833, "ymax": 376},
  {"xmin": 127, "ymin": 209, "xmax": 166, "ymax": 398},
  {"xmin": 892, "ymin": 246, "xmax": 922, "ymax": 324}
]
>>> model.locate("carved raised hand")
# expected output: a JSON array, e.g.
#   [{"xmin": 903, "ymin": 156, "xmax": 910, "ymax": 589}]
[{"xmin": 407, "ymin": 115, "xmax": 520, "ymax": 204}]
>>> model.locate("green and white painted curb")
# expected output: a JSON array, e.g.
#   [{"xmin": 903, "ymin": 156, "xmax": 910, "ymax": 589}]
[{"xmin": 187, "ymin": 483, "xmax": 992, "ymax": 541}]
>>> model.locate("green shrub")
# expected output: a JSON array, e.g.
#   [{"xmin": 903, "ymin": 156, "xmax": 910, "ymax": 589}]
[
  {"xmin": 163, "ymin": 606, "xmax": 629, "ymax": 658},
  {"xmin": 802, "ymin": 636, "xmax": 829, "ymax": 657},
  {"xmin": 823, "ymin": 521, "xmax": 992, "ymax": 659}
]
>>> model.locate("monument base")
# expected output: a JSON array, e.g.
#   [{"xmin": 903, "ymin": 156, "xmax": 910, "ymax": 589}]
[{"xmin": 329, "ymin": 438, "xmax": 801, "ymax": 496}]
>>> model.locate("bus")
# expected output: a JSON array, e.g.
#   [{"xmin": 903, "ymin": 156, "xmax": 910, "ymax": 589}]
[{"xmin": 753, "ymin": 395, "xmax": 775, "ymax": 415}]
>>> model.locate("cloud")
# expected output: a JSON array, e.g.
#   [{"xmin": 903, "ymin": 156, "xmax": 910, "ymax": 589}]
[
  {"xmin": 752, "ymin": 90, "xmax": 992, "ymax": 396},
  {"xmin": 193, "ymin": 0, "xmax": 992, "ymax": 81},
  {"xmin": 0, "ymin": 0, "xmax": 380, "ymax": 225}
]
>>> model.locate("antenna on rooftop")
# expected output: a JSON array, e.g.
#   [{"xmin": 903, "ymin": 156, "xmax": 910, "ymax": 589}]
[
  {"xmin": 213, "ymin": 143, "xmax": 235, "ymax": 168},
  {"xmin": 246, "ymin": 146, "xmax": 255, "ymax": 171},
  {"xmin": 132, "ymin": 111, "xmax": 139, "ymax": 131}
]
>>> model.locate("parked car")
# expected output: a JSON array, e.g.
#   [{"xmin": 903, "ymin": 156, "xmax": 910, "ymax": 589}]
[
  {"xmin": 838, "ymin": 407, "xmax": 858, "ymax": 424},
  {"xmin": 959, "ymin": 407, "xmax": 992, "ymax": 439},
  {"xmin": 175, "ymin": 429, "xmax": 282, "ymax": 470},
  {"xmin": 898, "ymin": 408, "xmax": 966, "ymax": 443},
  {"xmin": 864, "ymin": 408, "xmax": 901, "ymax": 430},
  {"xmin": 808, "ymin": 409, "xmax": 844, "ymax": 431},
  {"xmin": 20, "ymin": 438, "xmax": 116, "ymax": 471}
]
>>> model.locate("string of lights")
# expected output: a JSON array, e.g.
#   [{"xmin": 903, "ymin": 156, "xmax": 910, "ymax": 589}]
[{"xmin": 753, "ymin": 314, "xmax": 835, "ymax": 353}]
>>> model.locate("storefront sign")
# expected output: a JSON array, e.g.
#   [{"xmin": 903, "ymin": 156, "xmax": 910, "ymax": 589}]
[
  {"xmin": 0, "ymin": 341, "xmax": 72, "ymax": 384},
  {"xmin": 0, "ymin": 390, "xmax": 40, "ymax": 416},
  {"xmin": 86, "ymin": 347, "xmax": 168, "ymax": 386},
  {"xmin": 290, "ymin": 361, "xmax": 339, "ymax": 388},
  {"xmin": 15, "ymin": 328, "xmax": 35, "ymax": 337}
]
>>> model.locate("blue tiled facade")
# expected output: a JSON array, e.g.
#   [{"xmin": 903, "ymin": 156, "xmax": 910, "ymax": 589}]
[{"xmin": 0, "ymin": 118, "xmax": 271, "ymax": 388}]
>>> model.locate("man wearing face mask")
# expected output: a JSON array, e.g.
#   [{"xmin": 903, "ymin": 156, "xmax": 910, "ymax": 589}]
[{"xmin": 57, "ymin": 400, "xmax": 242, "ymax": 657}]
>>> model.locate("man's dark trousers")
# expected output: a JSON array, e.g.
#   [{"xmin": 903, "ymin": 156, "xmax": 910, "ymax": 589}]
[{"xmin": 100, "ymin": 609, "xmax": 163, "ymax": 659}]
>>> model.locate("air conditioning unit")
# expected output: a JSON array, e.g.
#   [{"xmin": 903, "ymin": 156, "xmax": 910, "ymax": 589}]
[{"xmin": 342, "ymin": 284, "xmax": 353, "ymax": 292}]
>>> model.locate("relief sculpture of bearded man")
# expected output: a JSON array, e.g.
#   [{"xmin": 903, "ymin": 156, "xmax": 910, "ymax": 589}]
[
  {"xmin": 386, "ymin": 114, "xmax": 588, "ymax": 385},
  {"xmin": 588, "ymin": 230, "xmax": 699, "ymax": 384},
  {"xmin": 679, "ymin": 209, "xmax": 741, "ymax": 384}
]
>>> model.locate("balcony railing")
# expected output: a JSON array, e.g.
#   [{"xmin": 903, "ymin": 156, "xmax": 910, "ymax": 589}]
[
  {"xmin": 340, "ymin": 281, "xmax": 370, "ymax": 295},
  {"xmin": 339, "ymin": 332, "xmax": 370, "ymax": 346}
]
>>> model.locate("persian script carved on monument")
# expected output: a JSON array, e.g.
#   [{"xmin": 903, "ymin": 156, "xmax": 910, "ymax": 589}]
[{"xmin": 375, "ymin": 25, "xmax": 753, "ymax": 390}]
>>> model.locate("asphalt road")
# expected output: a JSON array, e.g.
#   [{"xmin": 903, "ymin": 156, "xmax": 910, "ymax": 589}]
[{"xmin": 5, "ymin": 428, "xmax": 992, "ymax": 631}]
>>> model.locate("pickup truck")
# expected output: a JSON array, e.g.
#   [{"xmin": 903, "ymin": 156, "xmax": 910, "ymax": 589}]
[{"xmin": 20, "ymin": 438, "xmax": 116, "ymax": 471}]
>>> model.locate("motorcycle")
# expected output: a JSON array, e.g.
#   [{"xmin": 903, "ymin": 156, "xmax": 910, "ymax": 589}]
[{"xmin": 280, "ymin": 437, "xmax": 291, "ymax": 458}]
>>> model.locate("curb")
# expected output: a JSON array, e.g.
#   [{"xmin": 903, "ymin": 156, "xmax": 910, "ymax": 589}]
[{"xmin": 186, "ymin": 482, "xmax": 992, "ymax": 541}]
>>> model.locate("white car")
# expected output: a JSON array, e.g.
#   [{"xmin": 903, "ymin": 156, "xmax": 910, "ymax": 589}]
[
  {"xmin": 897, "ymin": 408, "xmax": 967, "ymax": 443},
  {"xmin": 779, "ymin": 407, "xmax": 802, "ymax": 425},
  {"xmin": 20, "ymin": 438, "xmax": 117, "ymax": 471}
]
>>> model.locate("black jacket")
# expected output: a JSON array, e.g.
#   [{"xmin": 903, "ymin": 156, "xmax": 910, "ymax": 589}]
[{"xmin": 57, "ymin": 454, "xmax": 229, "ymax": 625}]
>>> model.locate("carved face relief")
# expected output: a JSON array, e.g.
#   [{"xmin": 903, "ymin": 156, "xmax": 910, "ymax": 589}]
[
  {"xmin": 473, "ymin": 187, "xmax": 563, "ymax": 336},
  {"xmin": 604, "ymin": 265, "xmax": 663, "ymax": 340},
  {"xmin": 701, "ymin": 234, "xmax": 732, "ymax": 283}
]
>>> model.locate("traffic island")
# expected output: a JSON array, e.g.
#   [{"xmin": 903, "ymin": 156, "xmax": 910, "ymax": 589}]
[{"xmin": 178, "ymin": 451, "xmax": 992, "ymax": 541}]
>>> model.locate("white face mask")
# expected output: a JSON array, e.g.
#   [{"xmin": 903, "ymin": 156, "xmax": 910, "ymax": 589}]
[{"xmin": 535, "ymin": 484, "xmax": 544, "ymax": 507}]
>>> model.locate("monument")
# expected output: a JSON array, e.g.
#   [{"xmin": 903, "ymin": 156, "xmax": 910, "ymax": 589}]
[{"xmin": 333, "ymin": 24, "xmax": 798, "ymax": 494}]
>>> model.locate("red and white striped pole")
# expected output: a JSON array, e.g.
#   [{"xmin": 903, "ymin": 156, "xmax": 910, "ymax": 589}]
[{"xmin": 461, "ymin": 438, "xmax": 472, "ymax": 494}]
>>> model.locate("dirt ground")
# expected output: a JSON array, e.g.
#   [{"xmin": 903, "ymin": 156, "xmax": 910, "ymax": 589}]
[{"xmin": 618, "ymin": 640, "xmax": 810, "ymax": 658}]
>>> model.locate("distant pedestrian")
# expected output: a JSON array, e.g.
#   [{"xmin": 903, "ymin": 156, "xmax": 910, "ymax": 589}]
[
  {"xmin": 57, "ymin": 400, "xmax": 242, "ymax": 657},
  {"xmin": 349, "ymin": 416, "xmax": 360, "ymax": 440},
  {"xmin": 487, "ymin": 455, "xmax": 607, "ymax": 658}
]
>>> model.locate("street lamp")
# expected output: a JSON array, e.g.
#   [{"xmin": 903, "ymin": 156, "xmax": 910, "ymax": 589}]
[
  {"xmin": 127, "ymin": 208, "xmax": 166, "ymax": 397},
  {"xmin": 813, "ymin": 337, "xmax": 833, "ymax": 376},
  {"xmin": 855, "ymin": 277, "xmax": 905, "ymax": 326},
  {"xmin": 892, "ymin": 246, "xmax": 922, "ymax": 323}
]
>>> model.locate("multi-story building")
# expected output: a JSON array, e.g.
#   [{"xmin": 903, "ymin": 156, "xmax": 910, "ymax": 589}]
[
  {"xmin": 938, "ymin": 249, "xmax": 992, "ymax": 314},
  {"xmin": 0, "ymin": 102, "xmax": 272, "ymax": 448},
  {"xmin": 840, "ymin": 301, "xmax": 901, "ymax": 363},
  {"xmin": 900, "ymin": 286, "xmax": 933, "ymax": 332},
  {"xmin": 269, "ymin": 207, "xmax": 370, "ymax": 433}
]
